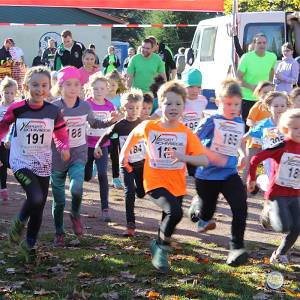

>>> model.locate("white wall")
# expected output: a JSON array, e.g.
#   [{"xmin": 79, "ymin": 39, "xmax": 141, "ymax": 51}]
[{"xmin": 0, "ymin": 26, "xmax": 111, "ymax": 67}]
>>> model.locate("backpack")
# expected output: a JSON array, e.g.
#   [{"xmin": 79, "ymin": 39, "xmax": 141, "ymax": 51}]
[{"xmin": 176, "ymin": 54, "xmax": 186, "ymax": 74}]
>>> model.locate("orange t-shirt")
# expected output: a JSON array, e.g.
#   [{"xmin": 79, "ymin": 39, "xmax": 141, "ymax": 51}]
[
  {"xmin": 132, "ymin": 120, "xmax": 204, "ymax": 196},
  {"xmin": 247, "ymin": 101, "xmax": 271, "ymax": 148}
]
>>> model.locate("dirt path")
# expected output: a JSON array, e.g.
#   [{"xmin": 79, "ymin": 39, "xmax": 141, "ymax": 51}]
[{"xmin": 1, "ymin": 170, "xmax": 299, "ymax": 252}]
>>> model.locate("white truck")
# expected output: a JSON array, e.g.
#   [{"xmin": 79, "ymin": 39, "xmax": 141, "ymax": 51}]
[{"xmin": 188, "ymin": 11, "xmax": 300, "ymax": 107}]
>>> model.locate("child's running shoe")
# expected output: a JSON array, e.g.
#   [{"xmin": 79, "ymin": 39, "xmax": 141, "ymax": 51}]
[
  {"xmin": 8, "ymin": 217, "xmax": 25, "ymax": 244},
  {"xmin": 101, "ymin": 209, "xmax": 111, "ymax": 222},
  {"xmin": 197, "ymin": 219, "xmax": 216, "ymax": 233},
  {"xmin": 150, "ymin": 240, "xmax": 170, "ymax": 273},
  {"xmin": 270, "ymin": 251, "xmax": 289, "ymax": 265},
  {"xmin": 70, "ymin": 214, "xmax": 83, "ymax": 236},
  {"xmin": 123, "ymin": 223, "xmax": 135, "ymax": 237},
  {"xmin": 112, "ymin": 178, "xmax": 123, "ymax": 189},
  {"xmin": 226, "ymin": 248, "xmax": 248, "ymax": 266},
  {"xmin": 53, "ymin": 234, "xmax": 65, "ymax": 247},
  {"xmin": 0, "ymin": 189, "xmax": 8, "ymax": 201},
  {"xmin": 20, "ymin": 240, "xmax": 37, "ymax": 264}
]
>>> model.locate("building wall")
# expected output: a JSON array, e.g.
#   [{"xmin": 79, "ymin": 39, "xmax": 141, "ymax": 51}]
[{"xmin": 0, "ymin": 26, "xmax": 111, "ymax": 67}]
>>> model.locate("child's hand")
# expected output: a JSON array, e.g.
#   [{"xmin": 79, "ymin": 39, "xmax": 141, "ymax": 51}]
[
  {"xmin": 119, "ymin": 154, "xmax": 133, "ymax": 173},
  {"xmin": 247, "ymin": 180, "xmax": 256, "ymax": 192},
  {"xmin": 61, "ymin": 150, "xmax": 70, "ymax": 162},
  {"xmin": 110, "ymin": 111, "xmax": 123, "ymax": 123},
  {"xmin": 165, "ymin": 148, "xmax": 185, "ymax": 164},
  {"xmin": 238, "ymin": 155, "xmax": 246, "ymax": 171},
  {"xmin": 94, "ymin": 146, "xmax": 103, "ymax": 159},
  {"xmin": 4, "ymin": 141, "xmax": 10, "ymax": 149}
]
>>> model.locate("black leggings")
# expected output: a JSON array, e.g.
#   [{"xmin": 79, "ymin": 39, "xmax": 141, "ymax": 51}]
[
  {"xmin": 241, "ymin": 99, "xmax": 256, "ymax": 132},
  {"xmin": 0, "ymin": 142, "xmax": 10, "ymax": 189},
  {"xmin": 148, "ymin": 188, "xmax": 183, "ymax": 244},
  {"xmin": 195, "ymin": 174, "xmax": 247, "ymax": 250},
  {"xmin": 109, "ymin": 138, "xmax": 119, "ymax": 179},
  {"xmin": 14, "ymin": 169, "xmax": 49, "ymax": 247}
]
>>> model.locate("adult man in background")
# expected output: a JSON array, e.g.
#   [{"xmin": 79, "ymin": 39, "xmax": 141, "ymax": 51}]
[{"xmin": 42, "ymin": 39, "xmax": 56, "ymax": 70}]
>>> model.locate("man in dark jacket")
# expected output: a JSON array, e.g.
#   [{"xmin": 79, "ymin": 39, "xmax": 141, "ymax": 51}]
[
  {"xmin": 54, "ymin": 30, "xmax": 85, "ymax": 70},
  {"xmin": 158, "ymin": 42, "xmax": 176, "ymax": 81},
  {"xmin": 42, "ymin": 39, "xmax": 57, "ymax": 70},
  {"xmin": 0, "ymin": 38, "xmax": 13, "ymax": 64},
  {"xmin": 102, "ymin": 46, "xmax": 120, "ymax": 75}
]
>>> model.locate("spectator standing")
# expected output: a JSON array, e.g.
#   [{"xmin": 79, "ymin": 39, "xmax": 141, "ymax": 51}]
[
  {"xmin": 88, "ymin": 44, "xmax": 100, "ymax": 67},
  {"xmin": 0, "ymin": 38, "xmax": 12, "ymax": 63},
  {"xmin": 102, "ymin": 46, "xmax": 120, "ymax": 75},
  {"xmin": 123, "ymin": 47, "xmax": 135, "ymax": 75},
  {"xmin": 174, "ymin": 47, "xmax": 186, "ymax": 79},
  {"xmin": 32, "ymin": 49, "xmax": 44, "ymax": 67},
  {"xmin": 158, "ymin": 42, "xmax": 176, "ymax": 81},
  {"xmin": 42, "ymin": 39, "xmax": 57, "ymax": 70},
  {"xmin": 54, "ymin": 30, "xmax": 86, "ymax": 70}
]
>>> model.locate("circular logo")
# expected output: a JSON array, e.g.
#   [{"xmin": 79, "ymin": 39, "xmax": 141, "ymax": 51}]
[
  {"xmin": 39, "ymin": 32, "xmax": 61, "ymax": 51},
  {"xmin": 74, "ymin": 52, "xmax": 79, "ymax": 58},
  {"xmin": 266, "ymin": 271, "xmax": 284, "ymax": 290}
]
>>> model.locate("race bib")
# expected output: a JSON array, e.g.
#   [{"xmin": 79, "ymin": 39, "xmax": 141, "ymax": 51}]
[
  {"xmin": 16, "ymin": 118, "xmax": 54, "ymax": 155},
  {"xmin": 119, "ymin": 135, "xmax": 146, "ymax": 163},
  {"xmin": 64, "ymin": 115, "xmax": 87, "ymax": 148},
  {"xmin": 210, "ymin": 119, "xmax": 244, "ymax": 156},
  {"xmin": 183, "ymin": 112, "xmax": 201, "ymax": 131},
  {"xmin": 148, "ymin": 130, "xmax": 187, "ymax": 170},
  {"xmin": 262, "ymin": 127, "xmax": 284, "ymax": 150},
  {"xmin": 276, "ymin": 153, "xmax": 300, "ymax": 189},
  {"xmin": 86, "ymin": 111, "xmax": 110, "ymax": 137}
]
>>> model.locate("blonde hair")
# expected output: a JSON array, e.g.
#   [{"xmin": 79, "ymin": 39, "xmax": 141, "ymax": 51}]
[
  {"xmin": 84, "ymin": 72, "xmax": 108, "ymax": 98},
  {"xmin": 23, "ymin": 66, "xmax": 51, "ymax": 86},
  {"xmin": 279, "ymin": 108, "xmax": 300, "ymax": 133},
  {"xmin": 216, "ymin": 78, "xmax": 242, "ymax": 99},
  {"xmin": 0, "ymin": 76, "xmax": 18, "ymax": 92},
  {"xmin": 264, "ymin": 91, "xmax": 290, "ymax": 109},
  {"xmin": 253, "ymin": 81, "xmax": 273, "ymax": 99},
  {"xmin": 289, "ymin": 87, "xmax": 300, "ymax": 104},
  {"xmin": 105, "ymin": 70, "xmax": 126, "ymax": 94},
  {"xmin": 157, "ymin": 80, "xmax": 187, "ymax": 104},
  {"xmin": 120, "ymin": 88, "xmax": 143, "ymax": 107}
]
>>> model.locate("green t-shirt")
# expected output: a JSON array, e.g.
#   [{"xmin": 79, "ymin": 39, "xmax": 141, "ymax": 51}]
[
  {"xmin": 238, "ymin": 51, "xmax": 277, "ymax": 101},
  {"xmin": 127, "ymin": 53, "xmax": 165, "ymax": 92},
  {"xmin": 107, "ymin": 54, "xmax": 116, "ymax": 74}
]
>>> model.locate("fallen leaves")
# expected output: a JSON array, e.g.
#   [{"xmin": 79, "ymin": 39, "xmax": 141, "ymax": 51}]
[
  {"xmin": 283, "ymin": 287, "xmax": 300, "ymax": 297},
  {"xmin": 77, "ymin": 272, "xmax": 93, "ymax": 279},
  {"xmin": 146, "ymin": 290, "xmax": 161, "ymax": 299}
]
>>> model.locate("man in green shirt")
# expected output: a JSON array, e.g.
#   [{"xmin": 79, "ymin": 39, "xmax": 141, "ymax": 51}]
[
  {"xmin": 237, "ymin": 33, "xmax": 277, "ymax": 125},
  {"xmin": 127, "ymin": 38, "xmax": 166, "ymax": 93}
]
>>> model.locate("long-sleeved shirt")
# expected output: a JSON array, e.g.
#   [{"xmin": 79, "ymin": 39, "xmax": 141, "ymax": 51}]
[
  {"xmin": 0, "ymin": 100, "xmax": 69, "ymax": 176},
  {"xmin": 274, "ymin": 57, "xmax": 299, "ymax": 94},
  {"xmin": 249, "ymin": 139, "xmax": 300, "ymax": 199}
]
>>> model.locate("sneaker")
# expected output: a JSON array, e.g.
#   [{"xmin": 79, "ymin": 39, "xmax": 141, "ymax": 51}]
[
  {"xmin": 123, "ymin": 227, "xmax": 135, "ymax": 237},
  {"xmin": 70, "ymin": 214, "xmax": 83, "ymax": 236},
  {"xmin": 197, "ymin": 219, "xmax": 216, "ymax": 233},
  {"xmin": 101, "ymin": 209, "xmax": 111, "ymax": 222},
  {"xmin": 19, "ymin": 240, "xmax": 37, "ymax": 264},
  {"xmin": 188, "ymin": 195, "xmax": 202, "ymax": 223},
  {"xmin": 8, "ymin": 217, "xmax": 25, "ymax": 244},
  {"xmin": 112, "ymin": 178, "xmax": 123, "ymax": 189},
  {"xmin": 53, "ymin": 234, "xmax": 65, "ymax": 247},
  {"xmin": 270, "ymin": 251, "xmax": 289, "ymax": 265},
  {"xmin": 150, "ymin": 240, "xmax": 170, "ymax": 273},
  {"xmin": 226, "ymin": 248, "xmax": 248, "ymax": 266},
  {"xmin": 0, "ymin": 189, "xmax": 8, "ymax": 201}
]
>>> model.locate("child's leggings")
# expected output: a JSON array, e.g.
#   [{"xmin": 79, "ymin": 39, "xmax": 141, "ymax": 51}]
[
  {"xmin": 51, "ymin": 162, "xmax": 84, "ymax": 235},
  {"xmin": 0, "ymin": 142, "xmax": 9, "ymax": 189},
  {"xmin": 14, "ymin": 168, "xmax": 49, "ymax": 247},
  {"xmin": 269, "ymin": 196, "xmax": 300, "ymax": 255}
]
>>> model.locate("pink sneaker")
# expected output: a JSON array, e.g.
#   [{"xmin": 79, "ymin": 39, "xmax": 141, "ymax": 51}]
[
  {"xmin": 0, "ymin": 189, "xmax": 8, "ymax": 201},
  {"xmin": 53, "ymin": 234, "xmax": 65, "ymax": 247},
  {"xmin": 70, "ymin": 214, "xmax": 83, "ymax": 236}
]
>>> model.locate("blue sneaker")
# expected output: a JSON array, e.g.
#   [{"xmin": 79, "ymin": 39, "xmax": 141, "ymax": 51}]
[
  {"xmin": 197, "ymin": 219, "xmax": 216, "ymax": 233},
  {"xmin": 112, "ymin": 178, "xmax": 123, "ymax": 189},
  {"xmin": 150, "ymin": 240, "xmax": 170, "ymax": 273}
]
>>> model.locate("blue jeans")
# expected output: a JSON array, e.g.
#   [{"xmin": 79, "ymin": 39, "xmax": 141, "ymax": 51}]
[
  {"xmin": 85, "ymin": 147, "xmax": 109, "ymax": 211},
  {"xmin": 51, "ymin": 162, "xmax": 85, "ymax": 235},
  {"xmin": 120, "ymin": 162, "xmax": 145, "ymax": 227},
  {"xmin": 270, "ymin": 196, "xmax": 300, "ymax": 255}
]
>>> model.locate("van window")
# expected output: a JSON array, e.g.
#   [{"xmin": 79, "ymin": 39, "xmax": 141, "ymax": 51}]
[
  {"xmin": 192, "ymin": 29, "xmax": 201, "ymax": 59},
  {"xmin": 243, "ymin": 23, "xmax": 285, "ymax": 59},
  {"xmin": 200, "ymin": 27, "xmax": 217, "ymax": 61}
]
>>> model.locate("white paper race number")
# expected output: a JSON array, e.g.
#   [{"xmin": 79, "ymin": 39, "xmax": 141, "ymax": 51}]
[
  {"xmin": 64, "ymin": 115, "xmax": 87, "ymax": 148},
  {"xmin": 262, "ymin": 127, "xmax": 284, "ymax": 150},
  {"xmin": 148, "ymin": 130, "xmax": 187, "ymax": 169},
  {"xmin": 276, "ymin": 152, "xmax": 300, "ymax": 189},
  {"xmin": 183, "ymin": 112, "xmax": 201, "ymax": 131},
  {"xmin": 119, "ymin": 135, "xmax": 146, "ymax": 163},
  {"xmin": 16, "ymin": 118, "xmax": 54, "ymax": 155},
  {"xmin": 210, "ymin": 119, "xmax": 244, "ymax": 156}
]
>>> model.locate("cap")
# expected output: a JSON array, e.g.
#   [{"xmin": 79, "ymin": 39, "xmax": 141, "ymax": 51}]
[
  {"xmin": 57, "ymin": 66, "xmax": 81, "ymax": 85},
  {"xmin": 182, "ymin": 68, "xmax": 202, "ymax": 87}
]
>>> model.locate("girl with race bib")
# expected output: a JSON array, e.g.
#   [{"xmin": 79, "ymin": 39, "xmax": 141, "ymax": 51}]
[
  {"xmin": 0, "ymin": 77, "xmax": 18, "ymax": 201},
  {"xmin": 51, "ymin": 66, "xmax": 118, "ymax": 247},
  {"xmin": 193, "ymin": 79, "xmax": 248, "ymax": 267},
  {"xmin": 0, "ymin": 66, "xmax": 70, "ymax": 263},
  {"xmin": 248, "ymin": 109, "xmax": 300, "ymax": 264},
  {"xmin": 119, "ymin": 81, "xmax": 225, "ymax": 273},
  {"xmin": 95, "ymin": 88, "xmax": 145, "ymax": 235},
  {"xmin": 84, "ymin": 74, "xmax": 115, "ymax": 222}
]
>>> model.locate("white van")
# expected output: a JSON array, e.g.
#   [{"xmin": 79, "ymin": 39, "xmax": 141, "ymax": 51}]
[{"xmin": 189, "ymin": 11, "xmax": 299, "ymax": 106}]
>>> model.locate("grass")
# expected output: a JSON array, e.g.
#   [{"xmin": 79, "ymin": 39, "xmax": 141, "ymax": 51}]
[{"xmin": 0, "ymin": 224, "xmax": 299, "ymax": 300}]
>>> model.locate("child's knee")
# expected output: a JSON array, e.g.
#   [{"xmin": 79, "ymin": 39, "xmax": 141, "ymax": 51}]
[{"xmin": 70, "ymin": 180, "xmax": 83, "ymax": 198}]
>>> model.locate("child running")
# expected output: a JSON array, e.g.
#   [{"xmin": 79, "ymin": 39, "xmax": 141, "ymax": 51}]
[
  {"xmin": 78, "ymin": 49, "xmax": 100, "ymax": 85},
  {"xmin": 193, "ymin": 79, "xmax": 248, "ymax": 266},
  {"xmin": 119, "ymin": 81, "xmax": 226, "ymax": 273},
  {"xmin": 0, "ymin": 66, "xmax": 70, "ymax": 262},
  {"xmin": 140, "ymin": 93, "xmax": 154, "ymax": 120},
  {"xmin": 248, "ymin": 108, "xmax": 300, "ymax": 264},
  {"xmin": 51, "ymin": 66, "xmax": 118, "ymax": 247},
  {"xmin": 84, "ymin": 73, "xmax": 115, "ymax": 222},
  {"xmin": 289, "ymin": 87, "xmax": 300, "ymax": 109},
  {"xmin": 95, "ymin": 88, "xmax": 145, "ymax": 236},
  {"xmin": 0, "ymin": 77, "xmax": 18, "ymax": 201}
]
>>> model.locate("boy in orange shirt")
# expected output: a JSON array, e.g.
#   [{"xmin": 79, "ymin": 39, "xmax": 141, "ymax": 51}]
[{"xmin": 119, "ymin": 81, "xmax": 226, "ymax": 273}]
